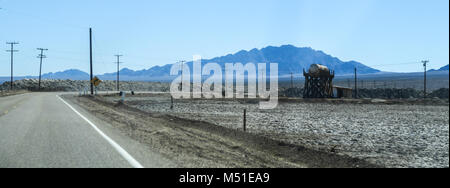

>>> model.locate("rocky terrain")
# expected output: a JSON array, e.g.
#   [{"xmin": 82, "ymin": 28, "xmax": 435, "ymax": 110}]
[
  {"xmin": 0, "ymin": 79, "xmax": 170, "ymax": 92},
  {"xmin": 70, "ymin": 95, "xmax": 378, "ymax": 168},
  {"xmin": 103, "ymin": 94, "xmax": 449, "ymax": 168},
  {"xmin": 2, "ymin": 79, "xmax": 448, "ymax": 100},
  {"xmin": 279, "ymin": 87, "xmax": 449, "ymax": 99}
]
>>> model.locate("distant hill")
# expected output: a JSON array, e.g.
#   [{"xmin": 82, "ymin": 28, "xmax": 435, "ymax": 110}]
[
  {"xmin": 197, "ymin": 45, "xmax": 380, "ymax": 75},
  {"xmin": 2, "ymin": 45, "xmax": 382, "ymax": 82},
  {"xmin": 101, "ymin": 45, "xmax": 380, "ymax": 80},
  {"xmin": 42, "ymin": 69, "xmax": 90, "ymax": 80},
  {"xmin": 429, "ymin": 64, "xmax": 449, "ymax": 72},
  {"xmin": 439, "ymin": 64, "xmax": 449, "ymax": 71}
]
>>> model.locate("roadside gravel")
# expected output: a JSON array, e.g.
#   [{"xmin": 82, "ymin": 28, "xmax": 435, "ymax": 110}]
[{"xmin": 106, "ymin": 94, "xmax": 449, "ymax": 168}]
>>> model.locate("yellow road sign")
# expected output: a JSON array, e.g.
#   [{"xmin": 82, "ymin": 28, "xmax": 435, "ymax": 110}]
[{"xmin": 91, "ymin": 76, "xmax": 102, "ymax": 86}]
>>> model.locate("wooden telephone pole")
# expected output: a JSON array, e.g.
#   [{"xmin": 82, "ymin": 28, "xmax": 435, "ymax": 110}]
[
  {"xmin": 6, "ymin": 42, "xmax": 19, "ymax": 90},
  {"xmin": 114, "ymin": 55, "xmax": 123, "ymax": 91},
  {"xmin": 354, "ymin": 68, "xmax": 358, "ymax": 98},
  {"xmin": 89, "ymin": 28, "xmax": 94, "ymax": 95},
  {"xmin": 422, "ymin": 60, "xmax": 429, "ymax": 98},
  {"xmin": 37, "ymin": 48, "xmax": 48, "ymax": 91}
]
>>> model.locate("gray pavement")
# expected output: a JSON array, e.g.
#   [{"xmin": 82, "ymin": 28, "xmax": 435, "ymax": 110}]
[{"xmin": 0, "ymin": 92, "xmax": 173, "ymax": 168}]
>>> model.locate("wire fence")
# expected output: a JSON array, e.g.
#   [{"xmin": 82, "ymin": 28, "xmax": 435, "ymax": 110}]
[{"xmin": 280, "ymin": 74, "xmax": 449, "ymax": 99}]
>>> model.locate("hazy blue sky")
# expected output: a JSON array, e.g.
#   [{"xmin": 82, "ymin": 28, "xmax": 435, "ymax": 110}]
[{"xmin": 0, "ymin": 0, "xmax": 448, "ymax": 76}]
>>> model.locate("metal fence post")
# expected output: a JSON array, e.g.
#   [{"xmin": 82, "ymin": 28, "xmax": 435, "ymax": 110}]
[{"xmin": 243, "ymin": 109, "xmax": 247, "ymax": 132}]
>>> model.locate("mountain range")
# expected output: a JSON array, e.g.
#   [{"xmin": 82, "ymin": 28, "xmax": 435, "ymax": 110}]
[
  {"xmin": 44, "ymin": 45, "xmax": 381, "ymax": 81},
  {"xmin": 429, "ymin": 64, "xmax": 449, "ymax": 72},
  {"xmin": 1, "ymin": 45, "xmax": 448, "ymax": 82}
]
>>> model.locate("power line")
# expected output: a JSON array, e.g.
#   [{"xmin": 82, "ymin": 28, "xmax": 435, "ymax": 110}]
[
  {"xmin": 369, "ymin": 62, "xmax": 421, "ymax": 67},
  {"xmin": 47, "ymin": 48, "xmax": 177, "ymax": 66},
  {"xmin": 37, "ymin": 48, "xmax": 48, "ymax": 91},
  {"xmin": 54, "ymin": 52, "xmax": 174, "ymax": 64},
  {"xmin": 1, "ymin": 8, "xmax": 88, "ymax": 30},
  {"xmin": 6, "ymin": 42, "xmax": 19, "ymax": 90}
]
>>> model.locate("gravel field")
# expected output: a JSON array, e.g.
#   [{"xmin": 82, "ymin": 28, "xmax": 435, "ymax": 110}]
[
  {"xmin": 0, "ymin": 79, "xmax": 169, "ymax": 92},
  {"xmin": 105, "ymin": 94, "xmax": 449, "ymax": 168}
]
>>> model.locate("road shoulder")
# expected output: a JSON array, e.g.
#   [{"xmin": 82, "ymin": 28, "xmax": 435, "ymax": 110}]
[
  {"xmin": 65, "ymin": 94, "xmax": 380, "ymax": 168},
  {"xmin": 59, "ymin": 94, "xmax": 175, "ymax": 168}
]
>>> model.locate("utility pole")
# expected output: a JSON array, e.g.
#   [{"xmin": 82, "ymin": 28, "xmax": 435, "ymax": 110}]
[
  {"xmin": 290, "ymin": 72, "xmax": 294, "ymax": 89},
  {"xmin": 243, "ymin": 109, "xmax": 247, "ymax": 132},
  {"xmin": 89, "ymin": 28, "xmax": 94, "ymax": 95},
  {"xmin": 384, "ymin": 81, "xmax": 388, "ymax": 98},
  {"xmin": 179, "ymin": 60, "xmax": 186, "ymax": 91},
  {"xmin": 422, "ymin": 60, "xmax": 429, "ymax": 98},
  {"xmin": 354, "ymin": 68, "xmax": 358, "ymax": 98},
  {"xmin": 37, "ymin": 48, "xmax": 48, "ymax": 91},
  {"xmin": 114, "ymin": 55, "xmax": 123, "ymax": 91},
  {"xmin": 6, "ymin": 42, "xmax": 19, "ymax": 90}
]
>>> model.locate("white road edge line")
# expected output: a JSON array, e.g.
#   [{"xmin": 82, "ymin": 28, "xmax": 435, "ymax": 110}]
[{"xmin": 56, "ymin": 95, "xmax": 144, "ymax": 168}]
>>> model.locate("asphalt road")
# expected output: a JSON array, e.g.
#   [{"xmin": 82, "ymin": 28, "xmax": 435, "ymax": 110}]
[{"xmin": 0, "ymin": 92, "xmax": 173, "ymax": 168}]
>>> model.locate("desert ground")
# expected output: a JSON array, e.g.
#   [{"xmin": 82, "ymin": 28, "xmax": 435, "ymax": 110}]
[
  {"xmin": 65, "ymin": 94, "xmax": 379, "ymax": 168},
  {"xmin": 3, "ymin": 79, "xmax": 448, "ymax": 168},
  {"xmin": 68, "ymin": 93, "xmax": 449, "ymax": 168}
]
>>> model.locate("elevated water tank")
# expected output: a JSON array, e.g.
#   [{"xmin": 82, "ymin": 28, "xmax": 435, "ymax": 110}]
[{"xmin": 309, "ymin": 64, "xmax": 330, "ymax": 76}]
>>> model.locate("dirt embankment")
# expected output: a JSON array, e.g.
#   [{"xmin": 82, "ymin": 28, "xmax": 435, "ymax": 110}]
[
  {"xmin": 102, "ymin": 93, "xmax": 448, "ymax": 168},
  {"xmin": 0, "ymin": 90, "xmax": 28, "ymax": 97},
  {"xmin": 65, "ymin": 95, "xmax": 380, "ymax": 168},
  {"xmin": 1, "ymin": 79, "xmax": 169, "ymax": 92},
  {"xmin": 280, "ymin": 87, "xmax": 450, "ymax": 99}
]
